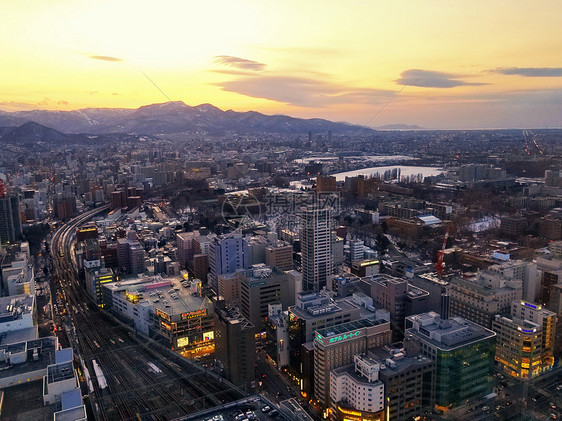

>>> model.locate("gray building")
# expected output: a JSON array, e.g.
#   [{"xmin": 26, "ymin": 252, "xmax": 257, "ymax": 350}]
[
  {"xmin": 239, "ymin": 264, "xmax": 293, "ymax": 330},
  {"xmin": 301, "ymin": 206, "xmax": 333, "ymax": 292}
]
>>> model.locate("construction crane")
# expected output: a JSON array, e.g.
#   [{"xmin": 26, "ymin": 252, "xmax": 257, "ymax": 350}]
[{"xmin": 436, "ymin": 225, "xmax": 450, "ymax": 275}]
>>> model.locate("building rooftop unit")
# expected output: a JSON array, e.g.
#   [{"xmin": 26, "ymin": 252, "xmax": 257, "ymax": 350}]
[
  {"xmin": 291, "ymin": 291, "xmax": 360, "ymax": 321},
  {"xmin": 47, "ymin": 361, "xmax": 74, "ymax": 384},
  {"xmin": 368, "ymin": 346, "xmax": 433, "ymax": 378},
  {"xmin": 0, "ymin": 337, "xmax": 58, "ymax": 385},
  {"xmin": 406, "ymin": 311, "xmax": 496, "ymax": 351},
  {"xmin": 0, "ymin": 294, "xmax": 34, "ymax": 324},
  {"xmin": 407, "ymin": 285, "xmax": 430, "ymax": 298}
]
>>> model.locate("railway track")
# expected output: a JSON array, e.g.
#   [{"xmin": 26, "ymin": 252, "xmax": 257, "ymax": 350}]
[{"xmin": 51, "ymin": 206, "xmax": 245, "ymax": 420}]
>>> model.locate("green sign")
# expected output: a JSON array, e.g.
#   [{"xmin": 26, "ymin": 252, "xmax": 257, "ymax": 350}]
[{"xmin": 316, "ymin": 330, "xmax": 362, "ymax": 345}]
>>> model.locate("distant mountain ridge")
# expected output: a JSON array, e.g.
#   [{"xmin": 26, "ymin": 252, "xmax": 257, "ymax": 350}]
[{"xmin": 0, "ymin": 101, "xmax": 385, "ymax": 136}]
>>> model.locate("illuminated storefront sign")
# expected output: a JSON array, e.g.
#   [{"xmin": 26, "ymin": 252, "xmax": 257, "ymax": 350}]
[
  {"xmin": 521, "ymin": 301, "xmax": 541, "ymax": 310},
  {"xmin": 181, "ymin": 309, "xmax": 207, "ymax": 320},
  {"xmin": 203, "ymin": 331, "xmax": 214, "ymax": 341},
  {"xmin": 177, "ymin": 337, "xmax": 189, "ymax": 347},
  {"xmin": 156, "ymin": 308, "xmax": 171, "ymax": 321}
]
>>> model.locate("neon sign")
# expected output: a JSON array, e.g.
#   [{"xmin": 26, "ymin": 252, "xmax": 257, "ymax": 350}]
[
  {"xmin": 181, "ymin": 309, "xmax": 207, "ymax": 320},
  {"xmin": 316, "ymin": 330, "xmax": 362, "ymax": 345}
]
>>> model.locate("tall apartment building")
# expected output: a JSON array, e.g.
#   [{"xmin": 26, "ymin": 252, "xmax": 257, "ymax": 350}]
[
  {"xmin": 176, "ymin": 231, "xmax": 195, "ymax": 269},
  {"xmin": 301, "ymin": 206, "xmax": 333, "ymax": 292},
  {"xmin": 0, "ymin": 194, "xmax": 22, "ymax": 244},
  {"xmin": 330, "ymin": 354, "xmax": 385, "ymax": 421},
  {"xmin": 493, "ymin": 300, "xmax": 556, "ymax": 380},
  {"xmin": 484, "ymin": 259, "xmax": 538, "ymax": 302},
  {"xmin": 405, "ymin": 297, "xmax": 496, "ymax": 410},
  {"xmin": 313, "ymin": 318, "xmax": 392, "ymax": 406},
  {"xmin": 52, "ymin": 192, "xmax": 77, "ymax": 220},
  {"xmin": 208, "ymin": 234, "xmax": 249, "ymax": 292},
  {"xmin": 116, "ymin": 238, "xmax": 145, "ymax": 275},
  {"xmin": 214, "ymin": 305, "xmax": 256, "ymax": 389},
  {"xmin": 348, "ymin": 239, "xmax": 365, "ymax": 263}
]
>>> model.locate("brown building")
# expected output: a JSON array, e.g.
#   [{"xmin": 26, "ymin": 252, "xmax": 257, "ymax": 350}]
[
  {"xmin": 316, "ymin": 175, "xmax": 337, "ymax": 193},
  {"xmin": 265, "ymin": 243, "xmax": 293, "ymax": 271},
  {"xmin": 540, "ymin": 217, "xmax": 562, "ymax": 241},
  {"xmin": 313, "ymin": 318, "xmax": 392, "ymax": 406},
  {"xmin": 190, "ymin": 253, "xmax": 208, "ymax": 282}
]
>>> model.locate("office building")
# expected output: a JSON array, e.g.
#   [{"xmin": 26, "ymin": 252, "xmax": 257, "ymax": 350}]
[
  {"xmin": 449, "ymin": 266, "xmax": 523, "ymax": 328},
  {"xmin": 348, "ymin": 239, "xmax": 365, "ymax": 263},
  {"xmin": 405, "ymin": 298, "xmax": 496, "ymax": 410},
  {"xmin": 301, "ymin": 206, "xmax": 333, "ymax": 292},
  {"xmin": 117, "ymin": 238, "xmax": 145, "ymax": 275},
  {"xmin": 239, "ymin": 264, "xmax": 293, "ymax": 330},
  {"xmin": 369, "ymin": 346, "xmax": 434, "ymax": 421},
  {"xmin": 52, "ymin": 192, "xmax": 77, "ymax": 220},
  {"xmin": 363, "ymin": 274, "xmax": 430, "ymax": 338},
  {"xmin": 84, "ymin": 265, "xmax": 115, "ymax": 306},
  {"xmin": 313, "ymin": 318, "xmax": 392, "ymax": 406},
  {"xmin": 265, "ymin": 242, "xmax": 293, "ymax": 271},
  {"xmin": 0, "ymin": 194, "xmax": 22, "ymax": 244},
  {"xmin": 536, "ymin": 255, "xmax": 562, "ymax": 306},
  {"xmin": 493, "ymin": 300, "xmax": 556, "ymax": 380},
  {"xmin": 316, "ymin": 175, "xmax": 336, "ymax": 193},
  {"xmin": 288, "ymin": 291, "xmax": 363, "ymax": 372},
  {"xmin": 330, "ymin": 354, "xmax": 385, "ymax": 421},
  {"xmin": 0, "ymin": 294, "xmax": 37, "ymax": 342},
  {"xmin": 214, "ymin": 304, "xmax": 256, "ymax": 389}
]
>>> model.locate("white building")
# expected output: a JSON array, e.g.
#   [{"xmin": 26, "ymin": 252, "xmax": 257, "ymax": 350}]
[{"xmin": 330, "ymin": 354, "xmax": 385, "ymax": 416}]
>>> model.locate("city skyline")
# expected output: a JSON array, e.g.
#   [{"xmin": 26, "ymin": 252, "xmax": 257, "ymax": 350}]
[{"xmin": 2, "ymin": 0, "xmax": 562, "ymax": 129}]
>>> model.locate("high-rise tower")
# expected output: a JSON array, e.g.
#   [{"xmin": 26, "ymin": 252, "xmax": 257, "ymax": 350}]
[{"xmin": 301, "ymin": 206, "xmax": 333, "ymax": 292}]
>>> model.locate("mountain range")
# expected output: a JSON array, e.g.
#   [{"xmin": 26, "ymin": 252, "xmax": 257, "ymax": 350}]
[{"xmin": 0, "ymin": 101, "xmax": 386, "ymax": 137}]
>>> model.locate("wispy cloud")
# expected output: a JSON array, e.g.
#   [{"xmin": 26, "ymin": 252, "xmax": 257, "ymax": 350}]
[
  {"xmin": 214, "ymin": 75, "xmax": 393, "ymax": 107},
  {"xmin": 396, "ymin": 69, "xmax": 487, "ymax": 88},
  {"xmin": 214, "ymin": 55, "xmax": 266, "ymax": 71},
  {"xmin": 490, "ymin": 67, "xmax": 562, "ymax": 77},
  {"xmin": 90, "ymin": 55, "xmax": 123, "ymax": 62}
]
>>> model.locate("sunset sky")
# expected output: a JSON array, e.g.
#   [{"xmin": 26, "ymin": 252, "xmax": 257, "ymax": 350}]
[{"xmin": 2, "ymin": 0, "xmax": 562, "ymax": 129}]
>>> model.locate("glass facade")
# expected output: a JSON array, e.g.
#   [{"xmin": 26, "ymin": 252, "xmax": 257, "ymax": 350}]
[{"xmin": 432, "ymin": 337, "xmax": 496, "ymax": 407}]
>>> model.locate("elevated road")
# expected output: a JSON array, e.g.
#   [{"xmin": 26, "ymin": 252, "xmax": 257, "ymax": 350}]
[{"xmin": 51, "ymin": 206, "xmax": 245, "ymax": 420}]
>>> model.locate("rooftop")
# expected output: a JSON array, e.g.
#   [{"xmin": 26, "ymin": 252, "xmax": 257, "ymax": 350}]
[
  {"xmin": 406, "ymin": 312, "xmax": 496, "ymax": 351},
  {"xmin": 104, "ymin": 275, "xmax": 212, "ymax": 317},
  {"xmin": 0, "ymin": 294, "xmax": 34, "ymax": 324},
  {"xmin": 368, "ymin": 347, "xmax": 433, "ymax": 378},
  {"xmin": 316, "ymin": 318, "xmax": 387, "ymax": 339},
  {"xmin": 47, "ymin": 361, "xmax": 74, "ymax": 384},
  {"xmin": 0, "ymin": 337, "xmax": 57, "ymax": 380}
]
